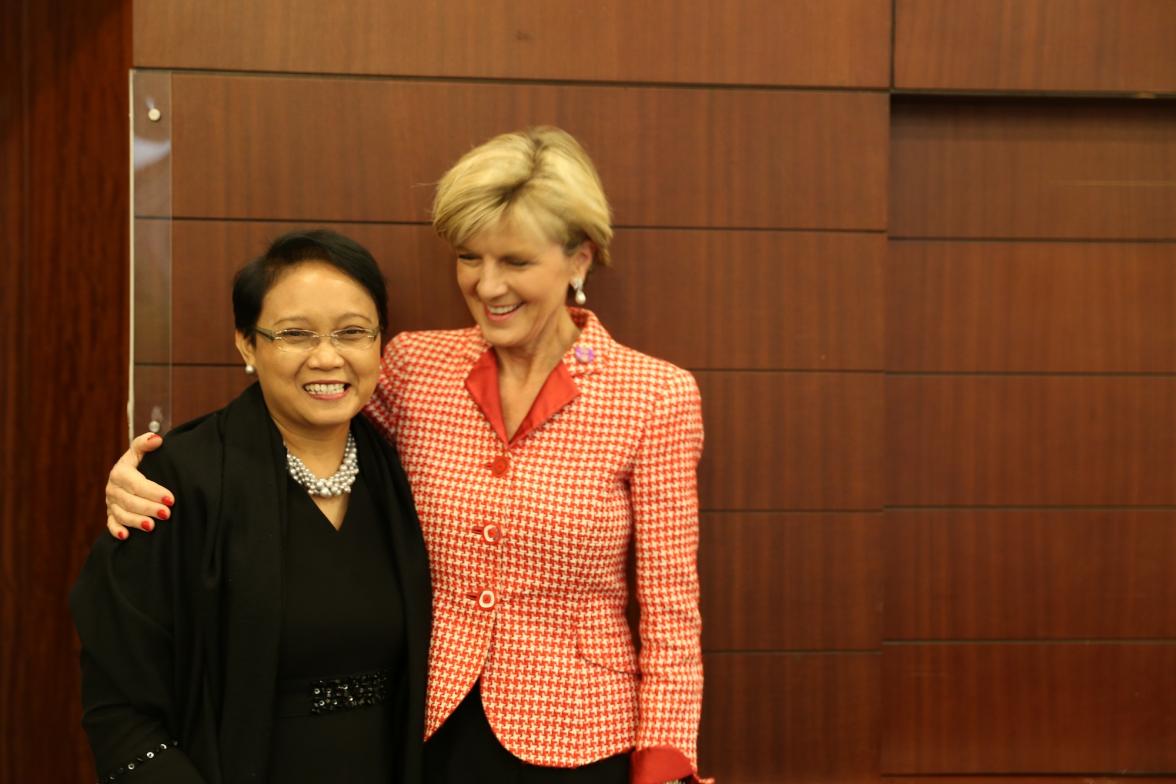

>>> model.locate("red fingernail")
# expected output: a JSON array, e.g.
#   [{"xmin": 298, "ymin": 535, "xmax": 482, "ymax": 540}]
[
  {"xmin": 147, "ymin": 433, "xmax": 161, "ymax": 442},
  {"xmin": 158, "ymin": 508, "xmax": 170, "ymax": 520},
  {"xmin": 161, "ymin": 496, "xmax": 174, "ymax": 507},
  {"xmin": 117, "ymin": 530, "xmax": 127, "ymax": 540},
  {"xmin": 142, "ymin": 520, "xmax": 154, "ymax": 532}
]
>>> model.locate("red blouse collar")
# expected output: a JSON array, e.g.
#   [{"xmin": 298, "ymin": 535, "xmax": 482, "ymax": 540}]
[{"xmin": 463, "ymin": 308, "xmax": 613, "ymax": 446}]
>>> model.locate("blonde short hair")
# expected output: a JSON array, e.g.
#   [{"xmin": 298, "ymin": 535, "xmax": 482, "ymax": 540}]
[{"xmin": 432, "ymin": 127, "xmax": 613, "ymax": 268}]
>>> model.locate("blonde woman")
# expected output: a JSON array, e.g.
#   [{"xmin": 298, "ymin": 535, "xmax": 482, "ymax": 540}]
[{"xmin": 106, "ymin": 128, "xmax": 707, "ymax": 783}]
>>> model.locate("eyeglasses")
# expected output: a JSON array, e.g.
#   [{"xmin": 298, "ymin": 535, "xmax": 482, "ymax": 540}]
[{"xmin": 254, "ymin": 326, "xmax": 380, "ymax": 353}]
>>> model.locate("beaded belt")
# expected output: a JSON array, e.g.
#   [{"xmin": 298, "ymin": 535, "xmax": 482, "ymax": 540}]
[{"xmin": 276, "ymin": 668, "xmax": 394, "ymax": 717}]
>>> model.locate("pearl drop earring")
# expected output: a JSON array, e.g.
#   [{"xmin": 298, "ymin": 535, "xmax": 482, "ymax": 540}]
[
  {"xmin": 572, "ymin": 278, "xmax": 586, "ymax": 306},
  {"xmin": 244, "ymin": 363, "xmax": 255, "ymax": 375}
]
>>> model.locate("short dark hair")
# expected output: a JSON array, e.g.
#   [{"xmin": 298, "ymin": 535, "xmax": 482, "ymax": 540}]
[{"xmin": 232, "ymin": 229, "xmax": 388, "ymax": 339}]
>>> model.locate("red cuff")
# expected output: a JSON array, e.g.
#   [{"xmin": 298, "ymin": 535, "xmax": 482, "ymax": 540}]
[{"xmin": 630, "ymin": 746, "xmax": 705, "ymax": 784}]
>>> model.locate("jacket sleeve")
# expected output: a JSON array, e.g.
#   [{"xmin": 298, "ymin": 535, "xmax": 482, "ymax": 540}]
[
  {"xmin": 628, "ymin": 368, "xmax": 709, "ymax": 784},
  {"xmin": 365, "ymin": 331, "xmax": 410, "ymax": 442},
  {"xmin": 71, "ymin": 454, "xmax": 207, "ymax": 783}
]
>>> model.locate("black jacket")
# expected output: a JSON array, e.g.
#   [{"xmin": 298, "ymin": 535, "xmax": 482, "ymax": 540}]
[{"xmin": 71, "ymin": 383, "xmax": 431, "ymax": 783}]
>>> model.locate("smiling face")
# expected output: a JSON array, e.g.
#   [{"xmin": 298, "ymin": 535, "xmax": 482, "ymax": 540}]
[
  {"xmin": 235, "ymin": 261, "xmax": 381, "ymax": 438},
  {"xmin": 455, "ymin": 218, "xmax": 592, "ymax": 360}
]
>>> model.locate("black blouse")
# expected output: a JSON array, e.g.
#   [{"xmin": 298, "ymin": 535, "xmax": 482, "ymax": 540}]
[{"xmin": 269, "ymin": 472, "xmax": 406, "ymax": 782}]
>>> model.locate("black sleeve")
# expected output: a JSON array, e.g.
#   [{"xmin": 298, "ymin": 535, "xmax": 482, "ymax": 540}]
[{"xmin": 71, "ymin": 451, "xmax": 208, "ymax": 783}]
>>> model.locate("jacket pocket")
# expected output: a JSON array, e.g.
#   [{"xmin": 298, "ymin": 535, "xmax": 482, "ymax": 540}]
[{"xmin": 576, "ymin": 622, "xmax": 639, "ymax": 675}]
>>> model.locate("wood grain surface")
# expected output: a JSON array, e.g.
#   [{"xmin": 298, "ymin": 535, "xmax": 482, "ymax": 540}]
[
  {"xmin": 883, "ymin": 643, "xmax": 1176, "ymax": 773},
  {"xmin": 886, "ymin": 510, "xmax": 1176, "ymax": 640},
  {"xmin": 895, "ymin": 0, "xmax": 1176, "ymax": 93},
  {"xmin": 135, "ymin": 0, "xmax": 892, "ymax": 88},
  {"xmin": 162, "ymin": 75, "xmax": 889, "ymax": 230},
  {"xmin": 891, "ymin": 98, "xmax": 1176, "ymax": 239},
  {"xmin": 888, "ymin": 240, "xmax": 1176, "ymax": 372},
  {"xmin": 887, "ymin": 375, "xmax": 1176, "ymax": 506}
]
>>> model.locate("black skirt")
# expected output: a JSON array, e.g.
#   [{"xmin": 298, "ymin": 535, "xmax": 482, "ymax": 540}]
[{"xmin": 424, "ymin": 686, "xmax": 629, "ymax": 784}]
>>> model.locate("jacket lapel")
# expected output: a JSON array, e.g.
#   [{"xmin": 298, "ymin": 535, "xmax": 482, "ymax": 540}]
[
  {"xmin": 215, "ymin": 384, "xmax": 287, "ymax": 783},
  {"xmin": 354, "ymin": 416, "xmax": 431, "ymax": 782}
]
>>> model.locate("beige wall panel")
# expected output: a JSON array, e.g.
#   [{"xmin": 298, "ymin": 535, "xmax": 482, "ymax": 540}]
[
  {"xmin": 887, "ymin": 376, "xmax": 1176, "ymax": 506},
  {"xmin": 700, "ymin": 513, "xmax": 881, "ymax": 650},
  {"xmin": 699, "ymin": 372, "xmax": 883, "ymax": 510},
  {"xmin": 886, "ymin": 510, "xmax": 1176, "ymax": 640},
  {"xmin": 164, "ymin": 75, "xmax": 889, "ymax": 230},
  {"xmin": 891, "ymin": 100, "xmax": 1176, "ymax": 239},
  {"xmin": 895, "ymin": 0, "xmax": 1176, "ymax": 93},
  {"xmin": 883, "ymin": 643, "xmax": 1176, "ymax": 773},
  {"xmin": 135, "ymin": 0, "xmax": 892, "ymax": 88},
  {"xmin": 701, "ymin": 652, "xmax": 879, "ymax": 782},
  {"xmin": 887, "ymin": 240, "xmax": 1176, "ymax": 372}
]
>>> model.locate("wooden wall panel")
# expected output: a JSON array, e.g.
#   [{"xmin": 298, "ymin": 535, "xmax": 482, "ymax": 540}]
[
  {"xmin": 135, "ymin": 0, "xmax": 892, "ymax": 88},
  {"xmin": 698, "ymin": 372, "xmax": 883, "ymax": 510},
  {"xmin": 886, "ymin": 510, "xmax": 1176, "ymax": 640},
  {"xmin": 887, "ymin": 376, "xmax": 1176, "ymax": 506},
  {"xmin": 890, "ymin": 99, "xmax": 1176, "ymax": 239},
  {"xmin": 3, "ymin": 1, "xmax": 132, "ymax": 781},
  {"xmin": 597, "ymin": 230, "xmax": 885, "ymax": 371},
  {"xmin": 166, "ymin": 220, "xmax": 466, "ymax": 365},
  {"xmin": 700, "ymin": 652, "xmax": 879, "ymax": 783},
  {"xmin": 167, "ymin": 220, "xmax": 886, "ymax": 370},
  {"xmin": 882, "ymin": 644, "xmax": 1176, "ymax": 773},
  {"xmin": 895, "ymin": 0, "xmax": 1176, "ymax": 93},
  {"xmin": 888, "ymin": 241, "xmax": 1176, "ymax": 372},
  {"xmin": 700, "ymin": 513, "xmax": 881, "ymax": 651},
  {"xmin": 164, "ymin": 75, "xmax": 889, "ymax": 230},
  {"xmin": 170, "ymin": 366, "xmax": 254, "ymax": 427}
]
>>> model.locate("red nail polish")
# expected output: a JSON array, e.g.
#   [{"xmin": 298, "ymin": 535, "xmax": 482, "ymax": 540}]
[
  {"xmin": 147, "ymin": 433, "xmax": 161, "ymax": 442},
  {"xmin": 142, "ymin": 520, "xmax": 154, "ymax": 532},
  {"xmin": 117, "ymin": 530, "xmax": 127, "ymax": 540},
  {"xmin": 161, "ymin": 496, "xmax": 174, "ymax": 507},
  {"xmin": 158, "ymin": 508, "xmax": 170, "ymax": 520}
]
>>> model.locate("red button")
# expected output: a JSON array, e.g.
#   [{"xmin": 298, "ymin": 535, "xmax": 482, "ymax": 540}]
[
  {"xmin": 477, "ymin": 589, "xmax": 496, "ymax": 609},
  {"xmin": 490, "ymin": 456, "xmax": 510, "ymax": 476},
  {"xmin": 482, "ymin": 524, "xmax": 501, "ymax": 544}
]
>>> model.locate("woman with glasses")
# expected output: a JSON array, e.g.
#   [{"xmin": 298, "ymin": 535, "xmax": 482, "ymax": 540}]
[
  {"xmin": 103, "ymin": 128, "xmax": 707, "ymax": 783},
  {"xmin": 71, "ymin": 230, "xmax": 431, "ymax": 784}
]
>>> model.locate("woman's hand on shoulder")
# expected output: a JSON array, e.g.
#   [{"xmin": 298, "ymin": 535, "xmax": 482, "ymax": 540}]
[{"xmin": 105, "ymin": 433, "xmax": 175, "ymax": 540}]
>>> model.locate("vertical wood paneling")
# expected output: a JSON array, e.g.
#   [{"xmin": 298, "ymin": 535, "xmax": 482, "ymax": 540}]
[
  {"xmin": 3, "ymin": 1, "xmax": 132, "ymax": 782},
  {"xmin": 0, "ymin": 4, "xmax": 28, "ymax": 776},
  {"xmin": 135, "ymin": 0, "xmax": 893, "ymax": 88}
]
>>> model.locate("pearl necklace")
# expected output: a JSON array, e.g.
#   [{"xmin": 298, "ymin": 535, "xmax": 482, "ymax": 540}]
[{"xmin": 286, "ymin": 433, "xmax": 359, "ymax": 497}]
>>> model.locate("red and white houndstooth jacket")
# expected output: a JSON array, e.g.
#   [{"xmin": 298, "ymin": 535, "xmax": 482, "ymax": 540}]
[{"xmin": 365, "ymin": 308, "xmax": 705, "ymax": 783}]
